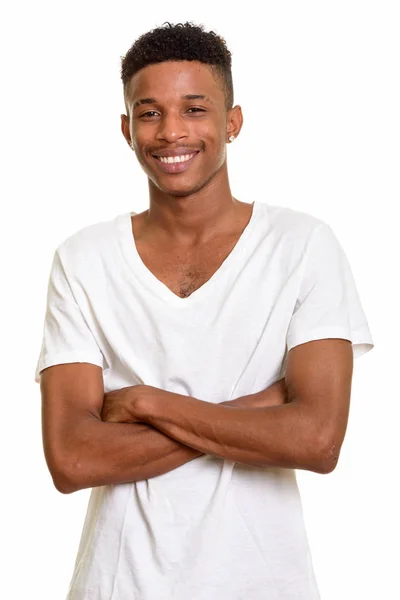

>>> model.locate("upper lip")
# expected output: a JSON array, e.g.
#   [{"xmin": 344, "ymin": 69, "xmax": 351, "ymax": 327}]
[{"xmin": 152, "ymin": 148, "xmax": 200, "ymax": 157}]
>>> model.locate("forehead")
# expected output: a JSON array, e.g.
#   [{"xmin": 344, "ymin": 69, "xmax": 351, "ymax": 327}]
[{"xmin": 127, "ymin": 60, "xmax": 224, "ymax": 107}]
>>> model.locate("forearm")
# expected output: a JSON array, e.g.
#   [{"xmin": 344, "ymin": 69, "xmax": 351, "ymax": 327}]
[
  {"xmin": 141, "ymin": 385, "xmax": 330, "ymax": 474},
  {"xmin": 61, "ymin": 381, "xmax": 287, "ymax": 493},
  {"xmin": 58, "ymin": 417, "xmax": 202, "ymax": 493}
]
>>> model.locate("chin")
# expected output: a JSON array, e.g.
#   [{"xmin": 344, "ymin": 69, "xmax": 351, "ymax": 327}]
[
  {"xmin": 152, "ymin": 172, "xmax": 217, "ymax": 198},
  {"xmin": 162, "ymin": 186, "xmax": 201, "ymax": 198}
]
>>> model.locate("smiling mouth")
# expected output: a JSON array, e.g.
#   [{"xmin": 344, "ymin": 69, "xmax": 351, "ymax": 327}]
[
  {"xmin": 153, "ymin": 152, "xmax": 198, "ymax": 164},
  {"xmin": 151, "ymin": 151, "xmax": 200, "ymax": 174}
]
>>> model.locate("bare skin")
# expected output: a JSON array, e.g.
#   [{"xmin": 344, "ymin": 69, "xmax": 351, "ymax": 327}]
[{"xmin": 101, "ymin": 377, "xmax": 289, "ymax": 424}]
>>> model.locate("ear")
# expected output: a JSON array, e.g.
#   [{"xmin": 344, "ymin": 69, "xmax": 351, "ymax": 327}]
[
  {"xmin": 226, "ymin": 105, "xmax": 243, "ymax": 141},
  {"xmin": 120, "ymin": 114, "xmax": 132, "ymax": 147}
]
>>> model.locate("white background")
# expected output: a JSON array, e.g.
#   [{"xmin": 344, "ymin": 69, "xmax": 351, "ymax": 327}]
[{"xmin": 1, "ymin": 1, "xmax": 399, "ymax": 598}]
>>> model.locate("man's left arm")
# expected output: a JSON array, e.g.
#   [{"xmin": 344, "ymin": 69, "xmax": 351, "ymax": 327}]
[{"xmin": 133, "ymin": 338, "xmax": 353, "ymax": 475}]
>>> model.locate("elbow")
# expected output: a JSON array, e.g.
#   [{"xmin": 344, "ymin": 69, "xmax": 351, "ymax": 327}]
[
  {"xmin": 53, "ymin": 473, "xmax": 77, "ymax": 494},
  {"xmin": 318, "ymin": 447, "xmax": 341, "ymax": 475},
  {"xmin": 312, "ymin": 456, "xmax": 338, "ymax": 475},
  {"xmin": 45, "ymin": 453, "xmax": 81, "ymax": 494},
  {"xmin": 309, "ymin": 436, "xmax": 342, "ymax": 475},
  {"xmin": 52, "ymin": 464, "xmax": 80, "ymax": 494}
]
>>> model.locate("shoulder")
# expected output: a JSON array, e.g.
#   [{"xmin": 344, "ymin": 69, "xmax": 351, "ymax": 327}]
[
  {"xmin": 259, "ymin": 202, "xmax": 329, "ymax": 239},
  {"xmin": 55, "ymin": 212, "xmax": 127, "ymax": 274},
  {"xmin": 256, "ymin": 202, "xmax": 339, "ymax": 265}
]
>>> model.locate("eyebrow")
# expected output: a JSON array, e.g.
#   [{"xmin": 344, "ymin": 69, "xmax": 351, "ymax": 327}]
[{"xmin": 133, "ymin": 94, "xmax": 213, "ymax": 109}]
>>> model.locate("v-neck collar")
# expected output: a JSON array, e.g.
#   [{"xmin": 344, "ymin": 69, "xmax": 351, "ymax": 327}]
[{"xmin": 115, "ymin": 201, "xmax": 260, "ymax": 307}]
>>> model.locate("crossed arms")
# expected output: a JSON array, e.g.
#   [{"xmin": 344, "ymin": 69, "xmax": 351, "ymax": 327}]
[{"xmin": 40, "ymin": 338, "xmax": 353, "ymax": 494}]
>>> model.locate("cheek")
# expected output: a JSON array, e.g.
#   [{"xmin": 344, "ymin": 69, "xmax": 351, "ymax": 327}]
[
  {"xmin": 131, "ymin": 134, "xmax": 154, "ymax": 166},
  {"xmin": 194, "ymin": 122, "xmax": 226, "ymax": 155},
  {"xmin": 131, "ymin": 126, "xmax": 150, "ymax": 150},
  {"xmin": 200, "ymin": 118, "xmax": 223, "ymax": 138},
  {"xmin": 131, "ymin": 119, "xmax": 154, "ymax": 144}
]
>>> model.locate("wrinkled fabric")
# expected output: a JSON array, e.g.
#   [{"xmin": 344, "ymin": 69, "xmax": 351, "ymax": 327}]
[{"xmin": 35, "ymin": 201, "xmax": 374, "ymax": 599}]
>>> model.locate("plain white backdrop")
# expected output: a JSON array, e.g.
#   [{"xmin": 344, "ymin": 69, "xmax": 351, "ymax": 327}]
[{"xmin": 1, "ymin": 1, "xmax": 398, "ymax": 598}]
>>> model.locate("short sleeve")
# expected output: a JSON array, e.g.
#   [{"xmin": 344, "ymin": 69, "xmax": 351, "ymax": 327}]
[
  {"xmin": 286, "ymin": 222, "xmax": 374, "ymax": 359},
  {"xmin": 34, "ymin": 248, "xmax": 105, "ymax": 383}
]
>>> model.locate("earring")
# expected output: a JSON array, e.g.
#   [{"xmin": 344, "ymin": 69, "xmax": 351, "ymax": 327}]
[{"xmin": 228, "ymin": 135, "xmax": 235, "ymax": 143}]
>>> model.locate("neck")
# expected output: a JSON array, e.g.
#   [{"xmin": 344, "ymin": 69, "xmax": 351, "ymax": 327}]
[{"xmin": 144, "ymin": 165, "xmax": 242, "ymax": 245}]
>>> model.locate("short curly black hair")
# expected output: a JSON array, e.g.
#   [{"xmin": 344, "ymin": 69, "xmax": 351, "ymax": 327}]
[{"xmin": 121, "ymin": 22, "xmax": 234, "ymax": 113}]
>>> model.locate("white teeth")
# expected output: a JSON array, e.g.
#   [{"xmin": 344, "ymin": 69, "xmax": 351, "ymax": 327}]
[{"xmin": 156, "ymin": 153, "xmax": 195, "ymax": 164}]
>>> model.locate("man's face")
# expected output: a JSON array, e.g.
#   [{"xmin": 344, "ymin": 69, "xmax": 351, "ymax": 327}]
[{"xmin": 123, "ymin": 60, "xmax": 238, "ymax": 197}]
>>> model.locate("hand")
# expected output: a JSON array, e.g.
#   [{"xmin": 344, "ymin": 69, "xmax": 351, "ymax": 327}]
[{"xmin": 101, "ymin": 385, "xmax": 145, "ymax": 424}]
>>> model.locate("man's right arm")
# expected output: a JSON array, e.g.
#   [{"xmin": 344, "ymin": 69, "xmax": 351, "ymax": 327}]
[{"xmin": 40, "ymin": 363, "xmax": 287, "ymax": 494}]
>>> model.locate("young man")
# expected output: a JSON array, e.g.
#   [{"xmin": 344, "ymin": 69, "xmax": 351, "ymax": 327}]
[{"xmin": 35, "ymin": 22, "xmax": 374, "ymax": 600}]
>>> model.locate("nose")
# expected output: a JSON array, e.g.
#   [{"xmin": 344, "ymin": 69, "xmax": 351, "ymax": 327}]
[{"xmin": 155, "ymin": 111, "xmax": 189, "ymax": 143}]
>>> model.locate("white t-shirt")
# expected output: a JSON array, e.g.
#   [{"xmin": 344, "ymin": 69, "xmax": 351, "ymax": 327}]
[{"xmin": 34, "ymin": 201, "xmax": 374, "ymax": 600}]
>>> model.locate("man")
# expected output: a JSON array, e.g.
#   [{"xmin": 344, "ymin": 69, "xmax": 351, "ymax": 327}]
[{"xmin": 35, "ymin": 21, "xmax": 374, "ymax": 600}]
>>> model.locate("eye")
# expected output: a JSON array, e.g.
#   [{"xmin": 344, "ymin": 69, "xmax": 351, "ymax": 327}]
[
  {"xmin": 187, "ymin": 107, "xmax": 206, "ymax": 113},
  {"xmin": 140, "ymin": 111, "xmax": 159, "ymax": 118}
]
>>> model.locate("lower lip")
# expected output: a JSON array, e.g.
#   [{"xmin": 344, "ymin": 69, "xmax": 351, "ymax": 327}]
[{"xmin": 152, "ymin": 152, "xmax": 199, "ymax": 174}]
